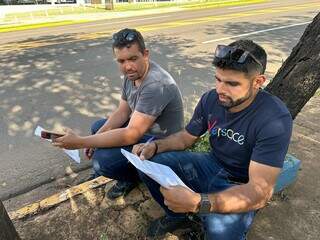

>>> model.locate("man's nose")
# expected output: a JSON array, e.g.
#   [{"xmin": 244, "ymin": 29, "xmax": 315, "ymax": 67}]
[
  {"xmin": 124, "ymin": 62, "xmax": 133, "ymax": 71},
  {"xmin": 216, "ymin": 81, "xmax": 226, "ymax": 93}
]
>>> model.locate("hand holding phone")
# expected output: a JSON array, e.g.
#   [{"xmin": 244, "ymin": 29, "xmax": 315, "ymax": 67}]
[{"xmin": 41, "ymin": 130, "xmax": 65, "ymax": 140}]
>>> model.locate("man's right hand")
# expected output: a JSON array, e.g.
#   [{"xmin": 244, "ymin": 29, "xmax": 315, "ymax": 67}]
[
  {"xmin": 132, "ymin": 142, "xmax": 157, "ymax": 160},
  {"xmin": 84, "ymin": 148, "xmax": 95, "ymax": 160}
]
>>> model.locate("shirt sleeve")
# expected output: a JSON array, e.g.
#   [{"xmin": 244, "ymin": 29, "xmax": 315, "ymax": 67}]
[
  {"xmin": 135, "ymin": 82, "xmax": 174, "ymax": 117},
  {"xmin": 121, "ymin": 78, "xmax": 127, "ymax": 101},
  {"xmin": 185, "ymin": 94, "xmax": 208, "ymax": 137},
  {"xmin": 251, "ymin": 114, "xmax": 293, "ymax": 168}
]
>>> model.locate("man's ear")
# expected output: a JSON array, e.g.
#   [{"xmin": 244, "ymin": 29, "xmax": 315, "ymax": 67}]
[
  {"xmin": 143, "ymin": 49, "xmax": 150, "ymax": 58},
  {"xmin": 253, "ymin": 74, "xmax": 266, "ymax": 89}
]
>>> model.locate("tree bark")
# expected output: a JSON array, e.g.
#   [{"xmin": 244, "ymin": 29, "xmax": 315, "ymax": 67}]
[
  {"xmin": 0, "ymin": 200, "xmax": 20, "ymax": 240},
  {"xmin": 266, "ymin": 12, "xmax": 320, "ymax": 119}
]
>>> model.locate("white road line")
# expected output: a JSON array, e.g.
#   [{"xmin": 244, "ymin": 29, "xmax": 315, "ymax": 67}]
[{"xmin": 202, "ymin": 21, "xmax": 311, "ymax": 44}]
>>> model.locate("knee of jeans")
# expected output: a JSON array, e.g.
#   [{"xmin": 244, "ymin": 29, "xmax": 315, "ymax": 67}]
[
  {"xmin": 92, "ymin": 158, "xmax": 102, "ymax": 175},
  {"xmin": 203, "ymin": 215, "xmax": 231, "ymax": 240},
  {"xmin": 92, "ymin": 157, "xmax": 112, "ymax": 177},
  {"xmin": 91, "ymin": 118, "xmax": 107, "ymax": 134},
  {"xmin": 202, "ymin": 213, "xmax": 252, "ymax": 240}
]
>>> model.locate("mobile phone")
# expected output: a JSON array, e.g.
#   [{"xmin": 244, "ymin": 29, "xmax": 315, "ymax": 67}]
[{"xmin": 41, "ymin": 130, "xmax": 65, "ymax": 140}]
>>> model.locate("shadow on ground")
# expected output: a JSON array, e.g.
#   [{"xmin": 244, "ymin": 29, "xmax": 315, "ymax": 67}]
[{"xmin": 1, "ymin": 12, "xmax": 320, "ymax": 239}]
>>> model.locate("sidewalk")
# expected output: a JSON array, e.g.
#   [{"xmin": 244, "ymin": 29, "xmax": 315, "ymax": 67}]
[{"xmin": 4, "ymin": 91, "xmax": 320, "ymax": 239}]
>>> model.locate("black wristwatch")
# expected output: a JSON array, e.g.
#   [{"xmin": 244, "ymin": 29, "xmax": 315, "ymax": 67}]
[{"xmin": 198, "ymin": 193, "xmax": 212, "ymax": 214}]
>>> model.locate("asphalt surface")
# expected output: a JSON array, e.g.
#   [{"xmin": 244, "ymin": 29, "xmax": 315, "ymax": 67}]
[{"xmin": 0, "ymin": 0, "xmax": 319, "ymax": 201}]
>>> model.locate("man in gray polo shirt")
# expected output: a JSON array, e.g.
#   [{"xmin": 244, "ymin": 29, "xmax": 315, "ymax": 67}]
[{"xmin": 53, "ymin": 28, "xmax": 184, "ymax": 199}]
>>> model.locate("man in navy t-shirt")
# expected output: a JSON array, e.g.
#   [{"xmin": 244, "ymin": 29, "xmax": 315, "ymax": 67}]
[{"xmin": 133, "ymin": 40, "xmax": 293, "ymax": 240}]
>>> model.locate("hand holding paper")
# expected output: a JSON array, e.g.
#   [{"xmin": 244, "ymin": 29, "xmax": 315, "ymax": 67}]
[
  {"xmin": 35, "ymin": 126, "xmax": 81, "ymax": 163},
  {"xmin": 121, "ymin": 149, "xmax": 193, "ymax": 192}
]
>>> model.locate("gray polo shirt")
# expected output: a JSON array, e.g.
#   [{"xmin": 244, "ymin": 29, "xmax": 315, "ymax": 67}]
[{"xmin": 121, "ymin": 61, "xmax": 184, "ymax": 138}]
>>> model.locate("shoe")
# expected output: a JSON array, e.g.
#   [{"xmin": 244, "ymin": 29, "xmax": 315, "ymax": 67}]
[
  {"xmin": 74, "ymin": 173, "xmax": 96, "ymax": 185},
  {"xmin": 84, "ymin": 173, "xmax": 96, "ymax": 182},
  {"xmin": 146, "ymin": 215, "xmax": 194, "ymax": 238},
  {"xmin": 106, "ymin": 180, "xmax": 137, "ymax": 199},
  {"xmin": 182, "ymin": 229, "xmax": 204, "ymax": 240}
]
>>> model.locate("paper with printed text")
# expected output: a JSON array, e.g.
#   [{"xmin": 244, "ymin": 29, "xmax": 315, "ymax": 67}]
[{"xmin": 121, "ymin": 149, "xmax": 193, "ymax": 192}]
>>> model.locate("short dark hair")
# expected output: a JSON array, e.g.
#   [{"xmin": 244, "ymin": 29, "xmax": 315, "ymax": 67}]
[
  {"xmin": 112, "ymin": 28, "xmax": 146, "ymax": 53},
  {"xmin": 212, "ymin": 39, "xmax": 267, "ymax": 75}
]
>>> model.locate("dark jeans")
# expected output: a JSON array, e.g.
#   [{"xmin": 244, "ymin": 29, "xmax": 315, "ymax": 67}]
[
  {"xmin": 91, "ymin": 118, "xmax": 154, "ymax": 183},
  {"xmin": 138, "ymin": 151, "xmax": 256, "ymax": 240}
]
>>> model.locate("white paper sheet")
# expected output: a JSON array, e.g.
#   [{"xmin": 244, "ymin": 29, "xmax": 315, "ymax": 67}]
[
  {"xmin": 121, "ymin": 149, "xmax": 193, "ymax": 192},
  {"xmin": 34, "ymin": 126, "xmax": 81, "ymax": 164}
]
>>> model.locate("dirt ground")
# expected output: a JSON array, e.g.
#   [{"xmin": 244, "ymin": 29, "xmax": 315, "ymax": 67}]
[{"xmin": 4, "ymin": 92, "xmax": 320, "ymax": 240}]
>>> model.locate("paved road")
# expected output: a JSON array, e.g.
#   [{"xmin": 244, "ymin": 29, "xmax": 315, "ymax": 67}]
[{"xmin": 0, "ymin": 0, "xmax": 319, "ymax": 200}]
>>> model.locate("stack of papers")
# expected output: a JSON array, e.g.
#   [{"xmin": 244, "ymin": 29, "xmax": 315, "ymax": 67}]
[{"xmin": 121, "ymin": 149, "xmax": 193, "ymax": 192}]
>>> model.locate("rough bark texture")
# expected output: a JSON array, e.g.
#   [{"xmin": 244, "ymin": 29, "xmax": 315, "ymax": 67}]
[
  {"xmin": 266, "ymin": 12, "xmax": 320, "ymax": 119},
  {"xmin": 0, "ymin": 201, "xmax": 20, "ymax": 240}
]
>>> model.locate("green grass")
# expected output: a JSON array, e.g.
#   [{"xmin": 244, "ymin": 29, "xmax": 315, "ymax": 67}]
[
  {"xmin": 112, "ymin": 0, "xmax": 266, "ymax": 11},
  {"xmin": 189, "ymin": 133, "xmax": 211, "ymax": 153},
  {"xmin": 4, "ymin": 6, "xmax": 105, "ymax": 22},
  {"xmin": 100, "ymin": 233, "xmax": 108, "ymax": 240}
]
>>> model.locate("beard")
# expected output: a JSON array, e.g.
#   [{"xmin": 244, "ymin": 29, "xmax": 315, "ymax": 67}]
[
  {"xmin": 218, "ymin": 86, "xmax": 254, "ymax": 109},
  {"xmin": 126, "ymin": 72, "xmax": 140, "ymax": 81}
]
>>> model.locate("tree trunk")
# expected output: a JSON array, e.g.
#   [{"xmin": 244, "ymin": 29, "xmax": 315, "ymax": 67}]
[
  {"xmin": 266, "ymin": 12, "xmax": 320, "ymax": 119},
  {"xmin": 0, "ymin": 200, "xmax": 20, "ymax": 240}
]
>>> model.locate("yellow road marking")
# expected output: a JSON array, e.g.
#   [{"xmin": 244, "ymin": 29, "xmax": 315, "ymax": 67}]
[
  {"xmin": 1, "ymin": 2, "xmax": 319, "ymax": 52},
  {"xmin": 0, "ymin": 20, "xmax": 90, "ymax": 33}
]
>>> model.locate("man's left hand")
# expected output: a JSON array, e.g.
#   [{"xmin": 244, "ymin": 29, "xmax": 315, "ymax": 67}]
[
  {"xmin": 160, "ymin": 186, "xmax": 201, "ymax": 213},
  {"xmin": 52, "ymin": 128, "xmax": 83, "ymax": 150}
]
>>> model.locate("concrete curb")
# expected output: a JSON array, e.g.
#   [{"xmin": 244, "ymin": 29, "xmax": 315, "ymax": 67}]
[{"xmin": 9, "ymin": 176, "xmax": 111, "ymax": 221}]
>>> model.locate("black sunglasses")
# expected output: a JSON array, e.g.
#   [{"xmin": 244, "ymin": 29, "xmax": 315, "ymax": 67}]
[
  {"xmin": 112, "ymin": 30, "xmax": 137, "ymax": 44},
  {"xmin": 214, "ymin": 45, "xmax": 263, "ymax": 69}
]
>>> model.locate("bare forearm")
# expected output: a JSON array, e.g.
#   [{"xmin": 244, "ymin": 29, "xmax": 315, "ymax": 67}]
[
  {"xmin": 209, "ymin": 183, "xmax": 272, "ymax": 213},
  {"xmin": 156, "ymin": 130, "xmax": 197, "ymax": 153},
  {"xmin": 97, "ymin": 110, "xmax": 129, "ymax": 134},
  {"xmin": 80, "ymin": 127, "xmax": 140, "ymax": 148}
]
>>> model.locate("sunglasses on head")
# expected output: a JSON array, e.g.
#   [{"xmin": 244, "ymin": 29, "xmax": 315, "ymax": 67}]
[
  {"xmin": 112, "ymin": 30, "xmax": 137, "ymax": 45},
  {"xmin": 214, "ymin": 44, "xmax": 263, "ymax": 69}
]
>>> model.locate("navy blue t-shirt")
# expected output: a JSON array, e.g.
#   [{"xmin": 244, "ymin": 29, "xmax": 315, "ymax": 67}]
[{"xmin": 185, "ymin": 89, "xmax": 293, "ymax": 181}]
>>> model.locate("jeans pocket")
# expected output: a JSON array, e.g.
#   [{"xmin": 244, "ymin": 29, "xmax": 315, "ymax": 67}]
[
  {"xmin": 182, "ymin": 162, "xmax": 199, "ymax": 181},
  {"xmin": 179, "ymin": 162, "xmax": 201, "ymax": 191}
]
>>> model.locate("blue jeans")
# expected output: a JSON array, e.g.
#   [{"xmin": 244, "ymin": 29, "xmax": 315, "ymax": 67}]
[
  {"xmin": 91, "ymin": 118, "xmax": 154, "ymax": 182},
  {"xmin": 138, "ymin": 151, "xmax": 256, "ymax": 240}
]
